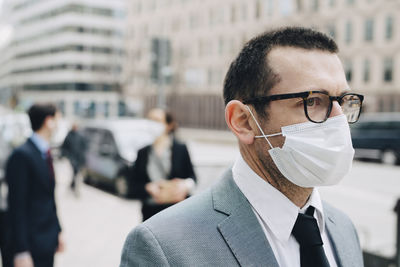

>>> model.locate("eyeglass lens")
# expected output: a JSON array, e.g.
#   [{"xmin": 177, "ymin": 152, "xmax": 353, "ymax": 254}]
[{"xmin": 304, "ymin": 93, "xmax": 361, "ymax": 123}]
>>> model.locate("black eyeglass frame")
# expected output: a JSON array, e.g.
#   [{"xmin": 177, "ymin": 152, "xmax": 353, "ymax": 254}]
[{"xmin": 242, "ymin": 90, "xmax": 364, "ymax": 124}]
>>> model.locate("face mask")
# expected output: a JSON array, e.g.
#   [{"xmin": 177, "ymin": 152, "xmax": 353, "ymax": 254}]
[
  {"xmin": 149, "ymin": 121, "xmax": 166, "ymax": 139},
  {"xmin": 246, "ymin": 106, "xmax": 355, "ymax": 188}
]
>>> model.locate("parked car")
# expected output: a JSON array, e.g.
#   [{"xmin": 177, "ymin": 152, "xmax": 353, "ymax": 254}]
[
  {"xmin": 350, "ymin": 112, "xmax": 400, "ymax": 165},
  {"xmin": 81, "ymin": 118, "xmax": 163, "ymax": 197}
]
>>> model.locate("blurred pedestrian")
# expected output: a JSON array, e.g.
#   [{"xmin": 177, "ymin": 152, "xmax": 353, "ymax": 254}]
[
  {"xmin": 120, "ymin": 27, "xmax": 364, "ymax": 266},
  {"xmin": 61, "ymin": 123, "xmax": 87, "ymax": 193},
  {"xmin": 0, "ymin": 174, "xmax": 12, "ymax": 267},
  {"xmin": 131, "ymin": 108, "xmax": 196, "ymax": 221},
  {"xmin": 6, "ymin": 104, "xmax": 64, "ymax": 267}
]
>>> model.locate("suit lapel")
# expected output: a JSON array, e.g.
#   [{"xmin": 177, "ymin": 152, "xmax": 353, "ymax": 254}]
[
  {"xmin": 324, "ymin": 205, "xmax": 350, "ymax": 267},
  {"xmin": 27, "ymin": 139, "xmax": 54, "ymax": 193},
  {"xmin": 213, "ymin": 171, "xmax": 279, "ymax": 267}
]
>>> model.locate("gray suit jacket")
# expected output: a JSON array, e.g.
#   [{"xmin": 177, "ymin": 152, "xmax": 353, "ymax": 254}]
[{"xmin": 120, "ymin": 170, "xmax": 363, "ymax": 267}]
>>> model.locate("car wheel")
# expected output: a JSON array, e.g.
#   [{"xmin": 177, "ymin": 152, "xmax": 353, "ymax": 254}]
[
  {"xmin": 115, "ymin": 176, "xmax": 129, "ymax": 197},
  {"xmin": 381, "ymin": 150, "xmax": 397, "ymax": 165}
]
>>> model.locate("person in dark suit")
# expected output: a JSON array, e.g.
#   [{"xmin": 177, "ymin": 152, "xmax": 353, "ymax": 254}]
[
  {"xmin": 6, "ymin": 104, "xmax": 65, "ymax": 267},
  {"xmin": 61, "ymin": 123, "xmax": 87, "ymax": 193},
  {"xmin": 131, "ymin": 108, "xmax": 196, "ymax": 221}
]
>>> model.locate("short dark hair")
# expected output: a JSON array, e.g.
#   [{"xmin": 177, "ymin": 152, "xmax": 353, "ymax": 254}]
[
  {"xmin": 223, "ymin": 26, "xmax": 338, "ymax": 118},
  {"xmin": 28, "ymin": 103, "xmax": 57, "ymax": 131},
  {"xmin": 165, "ymin": 111, "xmax": 177, "ymax": 134}
]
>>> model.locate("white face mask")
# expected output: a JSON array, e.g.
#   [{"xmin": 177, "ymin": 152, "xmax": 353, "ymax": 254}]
[{"xmin": 246, "ymin": 106, "xmax": 355, "ymax": 188}]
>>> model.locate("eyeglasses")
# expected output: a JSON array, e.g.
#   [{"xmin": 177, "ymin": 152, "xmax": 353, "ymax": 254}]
[{"xmin": 243, "ymin": 91, "xmax": 364, "ymax": 123}]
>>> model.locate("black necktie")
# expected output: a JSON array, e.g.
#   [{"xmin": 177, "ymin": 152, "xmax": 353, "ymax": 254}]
[{"xmin": 292, "ymin": 206, "xmax": 330, "ymax": 267}]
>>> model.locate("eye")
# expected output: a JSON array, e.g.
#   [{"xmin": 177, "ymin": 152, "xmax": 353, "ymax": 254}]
[{"xmin": 306, "ymin": 97, "xmax": 322, "ymax": 107}]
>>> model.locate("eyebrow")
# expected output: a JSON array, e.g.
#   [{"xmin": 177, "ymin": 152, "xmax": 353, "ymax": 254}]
[{"xmin": 310, "ymin": 88, "xmax": 352, "ymax": 95}]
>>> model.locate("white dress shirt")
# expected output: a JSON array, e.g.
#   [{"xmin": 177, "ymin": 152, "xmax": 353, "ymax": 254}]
[
  {"xmin": 31, "ymin": 133, "xmax": 50, "ymax": 158},
  {"xmin": 232, "ymin": 155, "xmax": 338, "ymax": 267}
]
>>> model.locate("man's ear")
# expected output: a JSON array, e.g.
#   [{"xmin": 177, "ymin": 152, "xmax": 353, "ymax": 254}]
[{"xmin": 225, "ymin": 100, "xmax": 255, "ymax": 145}]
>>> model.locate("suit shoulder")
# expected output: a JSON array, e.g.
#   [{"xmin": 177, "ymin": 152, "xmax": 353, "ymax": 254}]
[
  {"xmin": 121, "ymin": 224, "xmax": 170, "ymax": 266},
  {"xmin": 143, "ymin": 188, "xmax": 222, "ymax": 234},
  {"xmin": 172, "ymin": 139, "xmax": 187, "ymax": 148},
  {"xmin": 323, "ymin": 201, "xmax": 353, "ymax": 224},
  {"xmin": 8, "ymin": 142, "xmax": 32, "ymax": 161}
]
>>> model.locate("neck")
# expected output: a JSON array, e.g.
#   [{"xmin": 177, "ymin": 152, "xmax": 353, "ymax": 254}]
[
  {"xmin": 240, "ymin": 145, "xmax": 312, "ymax": 208},
  {"xmin": 153, "ymin": 134, "xmax": 170, "ymax": 154},
  {"xmin": 35, "ymin": 129, "xmax": 51, "ymax": 143}
]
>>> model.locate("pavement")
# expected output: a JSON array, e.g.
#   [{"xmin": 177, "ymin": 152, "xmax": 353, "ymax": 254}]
[{"xmin": 51, "ymin": 130, "xmax": 399, "ymax": 266}]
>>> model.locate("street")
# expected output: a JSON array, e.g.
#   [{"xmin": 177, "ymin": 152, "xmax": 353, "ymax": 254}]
[{"xmin": 53, "ymin": 138, "xmax": 400, "ymax": 267}]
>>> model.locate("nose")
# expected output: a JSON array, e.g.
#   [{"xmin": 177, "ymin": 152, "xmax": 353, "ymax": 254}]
[{"xmin": 329, "ymin": 101, "xmax": 343, "ymax": 118}]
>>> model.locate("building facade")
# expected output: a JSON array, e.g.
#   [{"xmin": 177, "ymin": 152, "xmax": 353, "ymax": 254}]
[
  {"xmin": 124, "ymin": 0, "xmax": 400, "ymax": 129},
  {"xmin": 0, "ymin": 0, "xmax": 127, "ymax": 118}
]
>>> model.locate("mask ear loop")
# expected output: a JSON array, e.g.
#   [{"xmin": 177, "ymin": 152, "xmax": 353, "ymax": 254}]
[{"xmin": 245, "ymin": 105, "xmax": 276, "ymax": 149}]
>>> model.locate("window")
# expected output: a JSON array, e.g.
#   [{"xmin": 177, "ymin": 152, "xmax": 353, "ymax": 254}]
[
  {"xmin": 207, "ymin": 69, "xmax": 213, "ymax": 86},
  {"xmin": 296, "ymin": 0, "xmax": 303, "ymax": 12},
  {"xmin": 327, "ymin": 24, "xmax": 336, "ymax": 39},
  {"xmin": 280, "ymin": 0, "xmax": 294, "ymax": 16},
  {"xmin": 347, "ymin": 0, "xmax": 355, "ymax": 5},
  {"xmin": 241, "ymin": 4, "xmax": 248, "ymax": 21},
  {"xmin": 329, "ymin": 0, "xmax": 336, "ymax": 7},
  {"xmin": 255, "ymin": 0, "xmax": 261, "ymax": 19},
  {"xmin": 263, "ymin": 0, "xmax": 273, "ymax": 16},
  {"xmin": 136, "ymin": 2, "xmax": 142, "ymax": 14},
  {"xmin": 363, "ymin": 59, "xmax": 370, "ymax": 82},
  {"xmin": 230, "ymin": 5, "xmax": 236, "ymax": 23},
  {"xmin": 198, "ymin": 40, "xmax": 203, "ymax": 57},
  {"xmin": 345, "ymin": 21, "xmax": 353, "ymax": 44},
  {"xmin": 20, "ymin": 4, "xmax": 118, "ymax": 25},
  {"xmin": 384, "ymin": 57, "xmax": 393, "ymax": 82},
  {"xmin": 190, "ymin": 14, "xmax": 198, "ymax": 29},
  {"xmin": 345, "ymin": 60, "xmax": 353, "ymax": 82},
  {"xmin": 209, "ymin": 9, "xmax": 215, "ymax": 26},
  {"xmin": 58, "ymin": 101, "xmax": 65, "ymax": 115},
  {"xmin": 74, "ymin": 101, "xmax": 81, "ymax": 116},
  {"xmin": 218, "ymin": 37, "xmax": 224, "ymax": 55},
  {"xmin": 312, "ymin": 0, "xmax": 319, "ymax": 12},
  {"xmin": 365, "ymin": 18, "xmax": 374, "ymax": 42},
  {"xmin": 104, "ymin": 101, "xmax": 110, "ymax": 117},
  {"xmin": 386, "ymin": 16, "xmax": 394, "ymax": 40}
]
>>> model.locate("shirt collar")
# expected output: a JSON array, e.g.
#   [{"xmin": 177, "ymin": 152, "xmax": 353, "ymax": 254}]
[
  {"xmin": 30, "ymin": 133, "xmax": 50, "ymax": 156},
  {"xmin": 232, "ymin": 154, "xmax": 325, "ymax": 243}
]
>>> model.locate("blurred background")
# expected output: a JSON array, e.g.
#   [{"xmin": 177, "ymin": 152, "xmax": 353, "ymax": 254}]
[{"xmin": 0, "ymin": 0, "xmax": 399, "ymax": 266}]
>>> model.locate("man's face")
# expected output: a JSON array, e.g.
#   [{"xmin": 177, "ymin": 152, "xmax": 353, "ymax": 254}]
[
  {"xmin": 251, "ymin": 47, "xmax": 349, "ymax": 182},
  {"xmin": 45, "ymin": 112, "xmax": 61, "ymax": 137},
  {"xmin": 254, "ymin": 47, "xmax": 349, "ymax": 148},
  {"xmin": 147, "ymin": 109, "xmax": 168, "ymax": 135}
]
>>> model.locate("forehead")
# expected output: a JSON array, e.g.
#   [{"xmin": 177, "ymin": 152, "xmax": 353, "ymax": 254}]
[
  {"xmin": 147, "ymin": 109, "xmax": 165, "ymax": 122},
  {"xmin": 267, "ymin": 47, "xmax": 348, "ymax": 95}
]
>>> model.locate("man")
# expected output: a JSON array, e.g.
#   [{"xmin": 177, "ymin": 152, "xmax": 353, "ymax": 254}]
[
  {"xmin": 120, "ymin": 27, "xmax": 364, "ymax": 267},
  {"xmin": 6, "ymin": 104, "xmax": 64, "ymax": 267},
  {"xmin": 0, "ymin": 174, "xmax": 11, "ymax": 267},
  {"xmin": 61, "ymin": 123, "xmax": 87, "ymax": 193}
]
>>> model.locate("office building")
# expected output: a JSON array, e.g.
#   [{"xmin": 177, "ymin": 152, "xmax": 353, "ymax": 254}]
[{"xmin": 0, "ymin": 0, "xmax": 126, "ymax": 118}]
